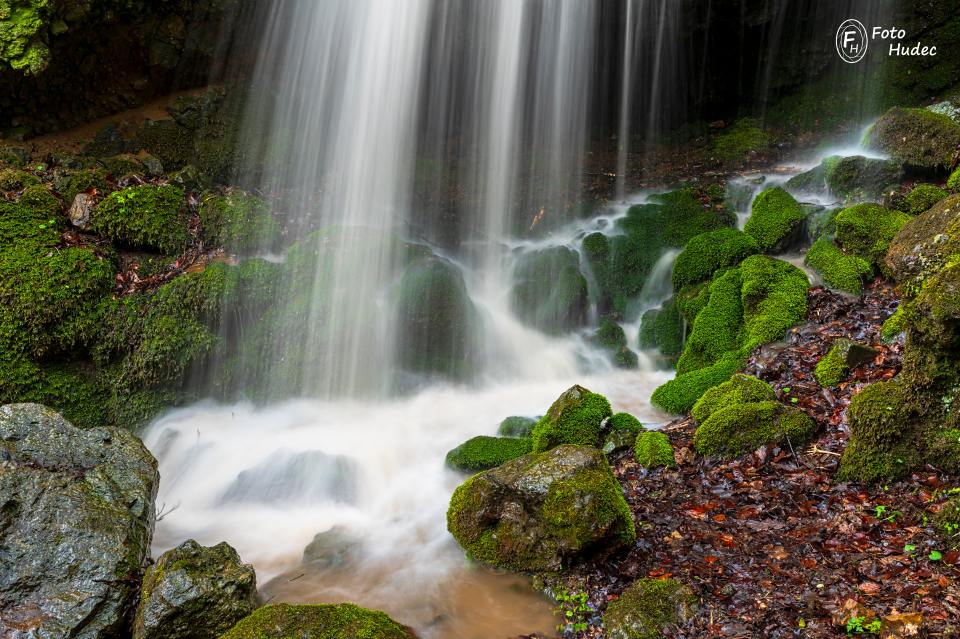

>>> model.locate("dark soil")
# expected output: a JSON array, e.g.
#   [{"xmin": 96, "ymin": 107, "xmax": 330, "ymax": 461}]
[{"xmin": 575, "ymin": 280, "xmax": 960, "ymax": 638}]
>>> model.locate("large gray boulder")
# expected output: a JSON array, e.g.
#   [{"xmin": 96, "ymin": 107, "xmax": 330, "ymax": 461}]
[
  {"xmin": 133, "ymin": 540, "xmax": 258, "ymax": 639},
  {"xmin": 0, "ymin": 403, "xmax": 159, "ymax": 638}
]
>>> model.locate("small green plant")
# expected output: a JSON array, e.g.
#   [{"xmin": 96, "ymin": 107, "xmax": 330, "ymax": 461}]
[
  {"xmin": 874, "ymin": 505, "xmax": 887, "ymax": 518},
  {"xmin": 929, "ymin": 550, "xmax": 943, "ymax": 561},
  {"xmin": 846, "ymin": 615, "xmax": 881, "ymax": 635},
  {"xmin": 553, "ymin": 589, "xmax": 592, "ymax": 635}
]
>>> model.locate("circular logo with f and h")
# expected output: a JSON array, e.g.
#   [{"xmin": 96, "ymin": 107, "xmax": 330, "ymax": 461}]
[{"xmin": 836, "ymin": 19, "xmax": 868, "ymax": 63}]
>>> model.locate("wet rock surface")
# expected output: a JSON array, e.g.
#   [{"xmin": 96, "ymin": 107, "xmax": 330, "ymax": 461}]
[{"xmin": 0, "ymin": 403, "xmax": 159, "ymax": 638}]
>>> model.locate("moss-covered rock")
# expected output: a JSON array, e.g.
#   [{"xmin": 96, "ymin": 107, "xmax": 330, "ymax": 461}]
[
  {"xmin": 712, "ymin": 118, "xmax": 769, "ymax": 165},
  {"xmin": 609, "ymin": 412, "xmax": 643, "ymax": 433},
  {"xmin": 900, "ymin": 183, "xmax": 949, "ymax": 216},
  {"xmin": 633, "ymin": 431, "xmax": 675, "ymax": 469},
  {"xmin": 54, "ymin": 166, "xmax": 110, "ymax": 205},
  {"xmin": 446, "ymin": 445, "xmax": 635, "ymax": 572},
  {"xmin": 885, "ymin": 194, "xmax": 960, "ymax": 289},
  {"xmin": 744, "ymin": 187, "xmax": 807, "ymax": 253},
  {"xmin": 395, "ymin": 257, "xmax": 478, "ymax": 380},
  {"xmin": 691, "ymin": 374, "xmax": 776, "ymax": 423},
  {"xmin": 199, "ymin": 190, "xmax": 281, "ymax": 254},
  {"xmin": 671, "ymin": 228, "xmax": 759, "ymax": 290},
  {"xmin": 638, "ymin": 298, "xmax": 684, "ymax": 358},
  {"xmin": 603, "ymin": 578, "xmax": 697, "ymax": 639},
  {"xmin": 134, "ymin": 539, "xmax": 258, "ymax": 639},
  {"xmin": 93, "ymin": 184, "xmax": 189, "ymax": 254},
  {"xmin": 531, "ymin": 385, "xmax": 613, "ymax": 452},
  {"xmin": 592, "ymin": 317, "xmax": 639, "ymax": 369},
  {"xmin": 788, "ymin": 155, "xmax": 902, "ymax": 203},
  {"xmin": 445, "ymin": 436, "xmax": 533, "ymax": 473},
  {"xmin": 804, "ymin": 236, "xmax": 873, "ymax": 295},
  {"xmin": 814, "ymin": 339, "xmax": 879, "ymax": 387},
  {"xmin": 675, "ymin": 281, "xmax": 711, "ymax": 324},
  {"xmin": 880, "ymin": 306, "xmax": 907, "ymax": 342},
  {"xmin": 0, "ymin": 0, "xmax": 51, "ymax": 74},
  {"xmin": 0, "ymin": 166, "xmax": 39, "ymax": 191},
  {"xmin": 498, "ymin": 415, "xmax": 537, "ymax": 438},
  {"xmin": 511, "ymin": 246, "xmax": 588, "ymax": 334},
  {"xmin": 867, "ymin": 107, "xmax": 960, "ymax": 173},
  {"xmin": 949, "ymin": 167, "xmax": 960, "ymax": 192},
  {"xmin": 694, "ymin": 401, "xmax": 815, "ymax": 458},
  {"xmin": 220, "ymin": 603, "xmax": 416, "ymax": 639},
  {"xmin": 834, "ymin": 203, "xmax": 912, "ymax": 272},
  {"xmin": 650, "ymin": 354, "xmax": 743, "ymax": 416}
]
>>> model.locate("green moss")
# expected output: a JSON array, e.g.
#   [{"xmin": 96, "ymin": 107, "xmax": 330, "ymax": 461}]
[
  {"xmin": 866, "ymin": 107, "xmax": 960, "ymax": 172},
  {"xmin": 498, "ymin": 416, "xmax": 537, "ymax": 438},
  {"xmin": 602, "ymin": 578, "xmax": 697, "ymax": 639},
  {"xmin": 737, "ymin": 254, "xmax": 809, "ymax": 351},
  {"xmin": 834, "ymin": 203, "xmax": 912, "ymax": 271},
  {"xmin": 0, "ymin": 0, "xmax": 52, "ymax": 74},
  {"xmin": 880, "ymin": 305, "xmax": 908, "ymax": 341},
  {"xmin": 512, "ymin": 246, "xmax": 588, "ymax": 334},
  {"xmin": 675, "ymin": 269, "xmax": 743, "ymax": 375},
  {"xmin": 713, "ymin": 118, "xmax": 769, "ymax": 165},
  {"xmin": 676, "ymin": 281, "xmax": 711, "ymax": 324},
  {"xmin": 93, "ymin": 184, "xmax": 189, "ymax": 254},
  {"xmin": 634, "ymin": 431, "xmax": 675, "ymax": 469},
  {"xmin": 445, "ymin": 436, "xmax": 533, "ymax": 473},
  {"xmin": 837, "ymin": 381, "xmax": 918, "ymax": 481},
  {"xmin": 56, "ymin": 167, "xmax": 110, "ymax": 205},
  {"xmin": 691, "ymin": 374, "xmax": 776, "ymax": 423},
  {"xmin": 638, "ymin": 298, "xmax": 684, "ymax": 357},
  {"xmin": 199, "ymin": 190, "xmax": 281, "ymax": 253},
  {"xmin": 531, "ymin": 385, "xmax": 612, "ymax": 452},
  {"xmin": 804, "ymin": 236, "xmax": 873, "ymax": 296},
  {"xmin": 949, "ymin": 167, "xmax": 960, "ymax": 192},
  {"xmin": 541, "ymin": 464, "xmax": 636, "ymax": 549},
  {"xmin": 693, "ymin": 401, "xmax": 815, "ymax": 458},
  {"xmin": 744, "ymin": 187, "xmax": 807, "ymax": 253},
  {"xmin": 651, "ymin": 354, "xmax": 744, "ymax": 415},
  {"xmin": 0, "ymin": 167, "xmax": 39, "ymax": 191},
  {"xmin": 609, "ymin": 412, "xmax": 644, "ymax": 433},
  {"xmin": 671, "ymin": 228, "xmax": 759, "ymax": 290},
  {"xmin": 935, "ymin": 497, "xmax": 960, "ymax": 544},
  {"xmin": 220, "ymin": 603, "xmax": 414, "ymax": 639},
  {"xmin": 814, "ymin": 341, "xmax": 851, "ymax": 387},
  {"xmin": 900, "ymin": 184, "xmax": 949, "ymax": 216},
  {"xmin": 593, "ymin": 318, "xmax": 638, "ymax": 369},
  {"xmin": 825, "ymin": 156, "xmax": 902, "ymax": 203}
]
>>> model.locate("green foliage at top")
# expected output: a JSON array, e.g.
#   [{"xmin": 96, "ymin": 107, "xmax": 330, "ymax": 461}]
[
  {"xmin": 744, "ymin": 187, "xmax": 807, "ymax": 253},
  {"xmin": 691, "ymin": 374, "xmax": 776, "ymax": 423},
  {"xmin": 531, "ymin": 385, "xmax": 612, "ymax": 452},
  {"xmin": 900, "ymin": 184, "xmax": 949, "ymax": 216},
  {"xmin": 602, "ymin": 578, "xmax": 697, "ymax": 639},
  {"xmin": 713, "ymin": 118, "xmax": 769, "ymax": 164},
  {"xmin": 445, "ymin": 435, "xmax": 532, "ymax": 473},
  {"xmin": 0, "ymin": 0, "xmax": 51, "ymax": 74},
  {"xmin": 634, "ymin": 431, "xmax": 676, "ymax": 469},
  {"xmin": 652, "ymin": 255, "xmax": 809, "ymax": 414},
  {"xmin": 199, "ymin": 190, "xmax": 281, "ymax": 253},
  {"xmin": 220, "ymin": 603, "xmax": 414, "ymax": 639},
  {"xmin": 804, "ymin": 236, "xmax": 873, "ymax": 296},
  {"xmin": 834, "ymin": 203, "xmax": 912, "ymax": 272},
  {"xmin": 93, "ymin": 184, "xmax": 189, "ymax": 254},
  {"xmin": 693, "ymin": 400, "xmax": 815, "ymax": 457},
  {"xmin": 671, "ymin": 228, "xmax": 759, "ymax": 290}
]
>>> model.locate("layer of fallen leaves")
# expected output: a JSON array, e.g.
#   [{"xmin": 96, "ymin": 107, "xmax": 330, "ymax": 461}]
[{"xmin": 572, "ymin": 281, "xmax": 960, "ymax": 638}]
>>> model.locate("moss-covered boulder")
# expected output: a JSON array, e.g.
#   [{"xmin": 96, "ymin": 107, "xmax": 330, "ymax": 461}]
[
  {"xmin": 949, "ymin": 167, "xmax": 960, "ymax": 191},
  {"xmin": 787, "ymin": 155, "xmax": 902, "ymax": 202},
  {"xmin": 885, "ymin": 194, "xmax": 960, "ymax": 288},
  {"xmin": 446, "ymin": 445, "xmax": 635, "ymax": 572},
  {"xmin": 592, "ymin": 317, "xmax": 639, "ymax": 369},
  {"xmin": 899, "ymin": 183, "xmax": 949, "ymax": 216},
  {"xmin": 0, "ymin": 166, "xmax": 39, "ymax": 191},
  {"xmin": 220, "ymin": 603, "xmax": 416, "ymax": 639},
  {"xmin": 511, "ymin": 246, "xmax": 588, "ymax": 334},
  {"xmin": 395, "ymin": 257, "xmax": 478, "ymax": 380},
  {"xmin": 601, "ymin": 413, "xmax": 645, "ymax": 454},
  {"xmin": 804, "ymin": 236, "xmax": 873, "ymax": 296},
  {"xmin": 744, "ymin": 187, "xmax": 808, "ymax": 253},
  {"xmin": 531, "ymin": 385, "xmax": 613, "ymax": 452},
  {"xmin": 634, "ymin": 431, "xmax": 676, "ymax": 469},
  {"xmin": 0, "ymin": 403, "xmax": 159, "ymax": 638},
  {"xmin": 445, "ymin": 436, "xmax": 533, "ymax": 473},
  {"xmin": 93, "ymin": 184, "xmax": 189, "ymax": 254},
  {"xmin": 199, "ymin": 190, "xmax": 280, "ymax": 254},
  {"xmin": 603, "ymin": 578, "xmax": 697, "ymax": 639},
  {"xmin": 0, "ymin": 0, "xmax": 50, "ymax": 74},
  {"xmin": 813, "ymin": 339, "xmax": 878, "ymax": 387},
  {"xmin": 834, "ymin": 203, "xmax": 912, "ymax": 272},
  {"xmin": 134, "ymin": 540, "xmax": 257, "ymax": 639},
  {"xmin": 652, "ymin": 255, "xmax": 808, "ymax": 414},
  {"xmin": 691, "ymin": 374, "xmax": 776, "ymax": 423},
  {"xmin": 693, "ymin": 401, "xmax": 815, "ymax": 457},
  {"xmin": 498, "ymin": 415, "xmax": 537, "ymax": 438},
  {"xmin": 671, "ymin": 228, "xmax": 759, "ymax": 290},
  {"xmin": 638, "ymin": 298, "xmax": 684, "ymax": 358},
  {"xmin": 712, "ymin": 118, "xmax": 769, "ymax": 164},
  {"xmin": 866, "ymin": 107, "xmax": 960, "ymax": 173}
]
